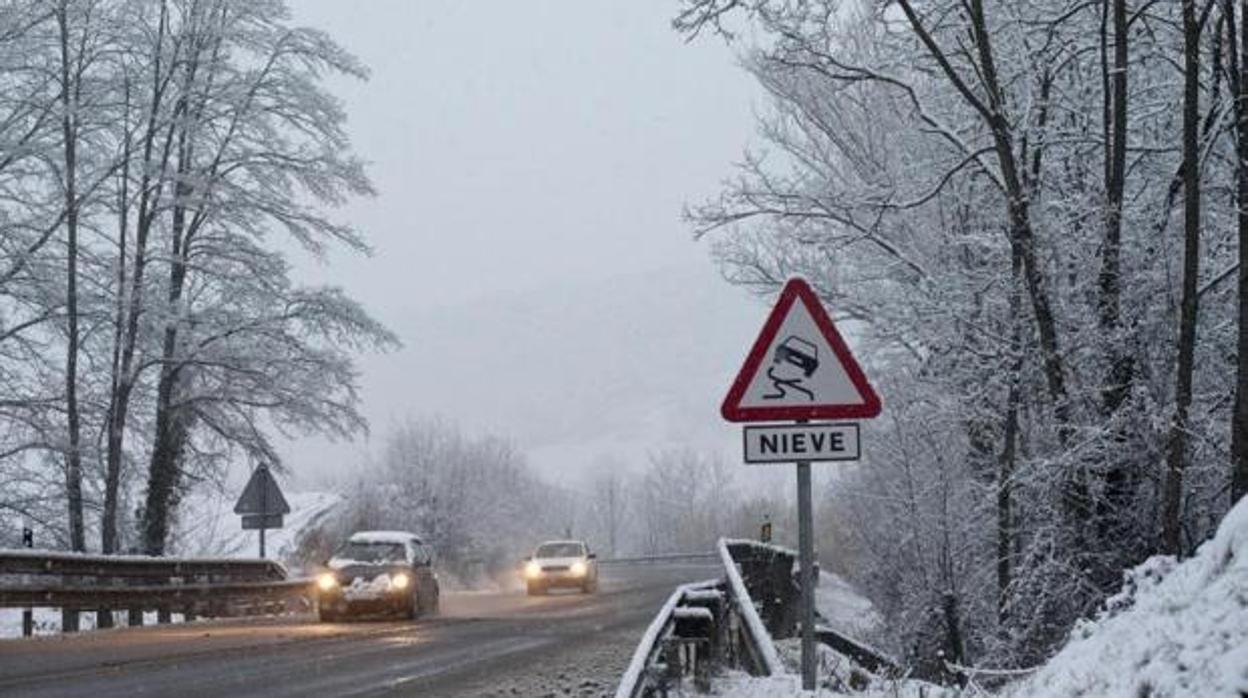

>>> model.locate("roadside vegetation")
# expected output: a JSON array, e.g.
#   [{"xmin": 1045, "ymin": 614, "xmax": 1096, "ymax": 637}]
[{"xmin": 676, "ymin": 0, "xmax": 1248, "ymax": 676}]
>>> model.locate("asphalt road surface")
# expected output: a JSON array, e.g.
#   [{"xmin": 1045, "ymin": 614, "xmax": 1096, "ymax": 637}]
[{"xmin": 0, "ymin": 564, "xmax": 718, "ymax": 698}]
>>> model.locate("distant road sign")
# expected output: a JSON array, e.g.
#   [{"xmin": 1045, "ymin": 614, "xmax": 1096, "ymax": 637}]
[
  {"xmin": 722, "ymin": 278, "xmax": 881, "ymax": 422},
  {"xmin": 241, "ymin": 514, "xmax": 285, "ymax": 530},
  {"xmin": 233, "ymin": 464, "xmax": 291, "ymax": 516},
  {"xmin": 743, "ymin": 423, "xmax": 860, "ymax": 464}
]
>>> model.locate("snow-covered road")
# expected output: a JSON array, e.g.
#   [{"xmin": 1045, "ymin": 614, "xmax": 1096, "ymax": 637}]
[{"xmin": 0, "ymin": 563, "xmax": 718, "ymax": 698}]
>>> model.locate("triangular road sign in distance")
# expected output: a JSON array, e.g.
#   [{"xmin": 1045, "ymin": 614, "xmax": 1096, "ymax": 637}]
[
  {"xmin": 233, "ymin": 464, "xmax": 292, "ymax": 516},
  {"xmin": 722, "ymin": 277, "xmax": 882, "ymax": 422}
]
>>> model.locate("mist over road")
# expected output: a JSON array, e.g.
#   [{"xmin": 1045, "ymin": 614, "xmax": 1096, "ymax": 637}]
[{"xmin": 0, "ymin": 564, "xmax": 717, "ymax": 698}]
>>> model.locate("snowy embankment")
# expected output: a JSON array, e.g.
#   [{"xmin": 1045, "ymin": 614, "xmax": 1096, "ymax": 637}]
[
  {"xmin": 1008, "ymin": 495, "xmax": 1248, "ymax": 698},
  {"xmin": 170, "ymin": 489, "xmax": 341, "ymax": 564},
  {"xmin": 816, "ymin": 569, "xmax": 883, "ymax": 639},
  {"xmin": 1, "ymin": 491, "xmax": 341, "ymax": 639}
]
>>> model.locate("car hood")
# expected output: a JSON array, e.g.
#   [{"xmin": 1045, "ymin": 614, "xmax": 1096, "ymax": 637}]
[
  {"xmin": 535, "ymin": 556, "xmax": 586, "ymax": 567},
  {"xmin": 327, "ymin": 561, "xmax": 407, "ymax": 580}
]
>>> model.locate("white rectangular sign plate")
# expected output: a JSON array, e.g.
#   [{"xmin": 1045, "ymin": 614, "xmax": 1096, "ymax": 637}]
[{"xmin": 743, "ymin": 423, "xmax": 860, "ymax": 464}]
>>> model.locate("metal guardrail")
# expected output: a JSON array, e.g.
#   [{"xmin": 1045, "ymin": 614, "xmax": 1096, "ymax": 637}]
[
  {"xmin": 617, "ymin": 539, "xmax": 910, "ymax": 695},
  {"xmin": 614, "ymin": 579, "xmax": 724, "ymax": 698},
  {"xmin": 716, "ymin": 539, "xmax": 784, "ymax": 675},
  {"xmin": 0, "ymin": 549, "xmax": 288, "ymax": 580},
  {"xmin": 615, "ymin": 540, "xmax": 786, "ymax": 698},
  {"xmin": 0, "ymin": 549, "xmax": 314, "ymax": 635},
  {"xmin": 598, "ymin": 552, "xmax": 719, "ymax": 566}
]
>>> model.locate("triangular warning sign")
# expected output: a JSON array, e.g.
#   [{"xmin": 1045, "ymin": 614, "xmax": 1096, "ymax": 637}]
[
  {"xmin": 233, "ymin": 464, "xmax": 291, "ymax": 515},
  {"xmin": 722, "ymin": 278, "xmax": 882, "ymax": 422}
]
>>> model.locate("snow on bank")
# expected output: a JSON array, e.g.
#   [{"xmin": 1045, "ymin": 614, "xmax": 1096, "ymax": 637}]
[
  {"xmin": 816, "ymin": 569, "xmax": 883, "ymax": 639},
  {"xmin": 1, "ymin": 490, "xmax": 341, "ymax": 640},
  {"xmin": 0, "ymin": 609, "xmax": 189, "ymax": 640},
  {"xmin": 170, "ymin": 489, "xmax": 341, "ymax": 564},
  {"xmin": 1010, "ymin": 496, "xmax": 1248, "ymax": 698}
]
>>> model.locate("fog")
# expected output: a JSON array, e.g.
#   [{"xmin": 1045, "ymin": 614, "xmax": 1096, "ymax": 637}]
[{"xmin": 279, "ymin": 0, "xmax": 768, "ymax": 489}]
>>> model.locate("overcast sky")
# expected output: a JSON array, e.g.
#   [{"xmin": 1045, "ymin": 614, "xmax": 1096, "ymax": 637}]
[{"xmin": 277, "ymin": 1, "xmax": 781, "ymax": 492}]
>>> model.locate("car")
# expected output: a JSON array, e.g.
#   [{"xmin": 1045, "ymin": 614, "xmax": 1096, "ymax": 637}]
[
  {"xmin": 315, "ymin": 530, "xmax": 440, "ymax": 622},
  {"xmin": 523, "ymin": 540, "xmax": 598, "ymax": 595},
  {"xmin": 774, "ymin": 335, "xmax": 819, "ymax": 377}
]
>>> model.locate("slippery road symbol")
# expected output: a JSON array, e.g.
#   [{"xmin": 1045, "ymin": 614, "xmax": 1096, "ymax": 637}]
[{"xmin": 764, "ymin": 335, "xmax": 818, "ymax": 401}]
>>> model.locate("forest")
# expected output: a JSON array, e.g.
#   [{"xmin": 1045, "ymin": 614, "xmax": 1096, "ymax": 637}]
[
  {"xmin": 2, "ymin": 0, "xmax": 1246, "ymax": 678},
  {"xmin": 675, "ymin": 0, "xmax": 1248, "ymax": 672},
  {"xmin": 0, "ymin": 0, "xmax": 394, "ymax": 565}
]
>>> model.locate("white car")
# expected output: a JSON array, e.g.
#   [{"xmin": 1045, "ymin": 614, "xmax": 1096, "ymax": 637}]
[{"xmin": 523, "ymin": 540, "xmax": 598, "ymax": 595}]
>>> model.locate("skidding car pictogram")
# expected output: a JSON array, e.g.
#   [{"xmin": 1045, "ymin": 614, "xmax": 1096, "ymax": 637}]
[{"xmin": 764, "ymin": 335, "xmax": 819, "ymax": 401}]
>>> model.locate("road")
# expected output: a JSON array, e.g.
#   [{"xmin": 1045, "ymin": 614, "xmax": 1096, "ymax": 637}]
[{"xmin": 0, "ymin": 564, "xmax": 717, "ymax": 698}]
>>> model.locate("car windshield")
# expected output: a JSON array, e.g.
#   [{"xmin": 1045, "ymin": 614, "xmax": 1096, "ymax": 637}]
[
  {"xmin": 335, "ymin": 541, "xmax": 406, "ymax": 564},
  {"xmin": 535, "ymin": 542, "xmax": 583, "ymax": 558}
]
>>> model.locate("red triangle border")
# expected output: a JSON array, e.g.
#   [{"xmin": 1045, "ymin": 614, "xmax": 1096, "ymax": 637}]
[{"xmin": 721, "ymin": 278, "xmax": 882, "ymax": 422}]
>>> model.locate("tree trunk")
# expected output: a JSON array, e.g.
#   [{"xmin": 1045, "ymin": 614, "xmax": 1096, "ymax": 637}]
[
  {"xmin": 102, "ymin": 4, "xmax": 174, "ymax": 554},
  {"xmin": 56, "ymin": 1, "xmax": 85, "ymax": 554},
  {"xmin": 998, "ymin": 247, "xmax": 1022, "ymax": 620},
  {"xmin": 140, "ymin": 367, "xmax": 191, "ymax": 555},
  {"xmin": 1233, "ymin": 0, "xmax": 1248, "ymax": 506},
  {"xmin": 140, "ymin": 109, "xmax": 196, "ymax": 555},
  {"xmin": 102, "ymin": 80, "xmax": 131, "ymax": 556},
  {"xmin": 1100, "ymin": 0, "xmax": 1134, "ymax": 413},
  {"xmin": 1162, "ymin": 0, "xmax": 1203, "ymax": 555}
]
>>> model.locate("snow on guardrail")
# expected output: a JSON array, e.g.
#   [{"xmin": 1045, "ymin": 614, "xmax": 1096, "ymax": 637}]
[
  {"xmin": 717, "ymin": 537, "xmax": 783, "ymax": 675},
  {"xmin": 613, "ymin": 579, "xmax": 720, "ymax": 698}
]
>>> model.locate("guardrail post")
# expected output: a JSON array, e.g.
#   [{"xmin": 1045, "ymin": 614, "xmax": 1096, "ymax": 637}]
[{"xmin": 62, "ymin": 608, "xmax": 79, "ymax": 633}]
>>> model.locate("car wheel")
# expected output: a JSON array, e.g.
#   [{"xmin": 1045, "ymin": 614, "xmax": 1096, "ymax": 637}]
[
  {"xmin": 319, "ymin": 606, "xmax": 339, "ymax": 622},
  {"xmin": 405, "ymin": 592, "xmax": 420, "ymax": 620}
]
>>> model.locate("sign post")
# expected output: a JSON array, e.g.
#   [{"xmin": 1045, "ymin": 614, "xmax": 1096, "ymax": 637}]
[
  {"xmin": 721, "ymin": 277, "xmax": 882, "ymax": 690},
  {"xmin": 233, "ymin": 463, "xmax": 291, "ymax": 558},
  {"xmin": 21, "ymin": 524, "xmax": 32, "ymax": 637}
]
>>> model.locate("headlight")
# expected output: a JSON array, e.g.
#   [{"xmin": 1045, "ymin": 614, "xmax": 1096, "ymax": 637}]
[
  {"xmin": 317, "ymin": 573, "xmax": 338, "ymax": 592},
  {"xmin": 391, "ymin": 572, "xmax": 410, "ymax": 590},
  {"xmin": 570, "ymin": 561, "xmax": 587, "ymax": 577},
  {"xmin": 525, "ymin": 561, "xmax": 542, "ymax": 579}
]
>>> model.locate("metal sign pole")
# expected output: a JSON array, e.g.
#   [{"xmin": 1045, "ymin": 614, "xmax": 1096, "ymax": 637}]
[
  {"xmin": 22, "ymin": 525, "xmax": 32, "ymax": 637},
  {"xmin": 259, "ymin": 465, "xmax": 267, "ymax": 559},
  {"xmin": 797, "ymin": 459, "xmax": 816, "ymax": 690}
]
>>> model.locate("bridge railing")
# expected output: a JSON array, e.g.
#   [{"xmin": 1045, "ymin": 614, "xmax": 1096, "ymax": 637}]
[{"xmin": 0, "ymin": 549, "xmax": 314, "ymax": 635}]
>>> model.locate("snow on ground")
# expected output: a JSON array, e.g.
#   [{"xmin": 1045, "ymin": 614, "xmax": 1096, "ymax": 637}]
[
  {"xmin": 815, "ymin": 569, "xmax": 883, "ymax": 640},
  {"xmin": 1, "ymin": 490, "xmax": 341, "ymax": 639},
  {"xmin": 1008, "ymin": 495, "xmax": 1248, "ymax": 698},
  {"xmin": 0, "ymin": 609, "xmax": 189, "ymax": 639},
  {"xmin": 170, "ymin": 489, "xmax": 341, "ymax": 564}
]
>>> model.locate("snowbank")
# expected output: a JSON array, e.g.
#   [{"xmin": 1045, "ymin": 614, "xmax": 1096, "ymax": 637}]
[
  {"xmin": 1010, "ymin": 496, "xmax": 1248, "ymax": 698},
  {"xmin": 816, "ymin": 569, "xmax": 883, "ymax": 639},
  {"xmin": 2, "ymin": 490, "xmax": 342, "ymax": 639},
  {"xmin": 171, "ymin": 490, "xmax": 341, "ymax": 563}
]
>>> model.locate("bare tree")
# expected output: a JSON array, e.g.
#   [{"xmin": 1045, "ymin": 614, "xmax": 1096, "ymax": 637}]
[
  {"xmin": 1162, "ymin": 0, "xmax": 1205, "ymax": 555},
  {"xmin": 1232, "ymin": 0, "xmax": 1248, "ymax": 506}
]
